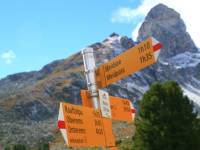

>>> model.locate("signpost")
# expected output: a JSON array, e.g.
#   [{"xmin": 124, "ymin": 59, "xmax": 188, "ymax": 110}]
[
  {"xmin": 58, "ymin": 37, "xmax": 162, "ymax": 149},
  {"xmin": 58, "ymin": 102, "xmax": 115, "ymax": 147},
  {"xmin": 95, "ymin": 37, "xmax": 162, "ymax": 88}
]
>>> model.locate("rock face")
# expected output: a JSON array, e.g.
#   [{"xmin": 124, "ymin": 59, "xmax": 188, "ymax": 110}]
[
  {"xmin": 136, "ymin": 3, "xmax": 200, "ymax": 112},
  {"xmin": 138, "ymin": 3, "xmax": 198, "ymax": 60},
  {"xmin": 0, "ymin": 3, "xmax": 200, "ymax": 148}
]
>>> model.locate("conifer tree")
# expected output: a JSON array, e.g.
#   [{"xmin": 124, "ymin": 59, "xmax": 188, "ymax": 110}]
[{"xmin": 133, "ymin": 81, "xmax": 200, "ymax": 150}]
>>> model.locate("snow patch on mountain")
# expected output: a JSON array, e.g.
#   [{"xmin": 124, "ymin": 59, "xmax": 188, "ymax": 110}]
[
  {"xmin": 126, "ymin": 82, "xmax": 149, "ymax": 93},
  {"xmin": 159, "ymin": 60, "xmax": 169, "ymax": 66},
  {"xmin": 182, "ymin": 85, "xmax": 200, "ymax": 106},
  {"xmin": 104, "ymin": 35, "xmax": 122, "ymax": 45},
  {"xmin": 167, "ymin": 51, "xmax": 200, "ymax": 69}
]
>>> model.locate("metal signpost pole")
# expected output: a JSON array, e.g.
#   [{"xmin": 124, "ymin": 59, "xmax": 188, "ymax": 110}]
[
  {"xmin": 82, "ymin": 47, "xmax": 103, "ymax": 150},
  {"xmin": 82, "ymin": 47, "xmax": 99, "ymax": 109}
]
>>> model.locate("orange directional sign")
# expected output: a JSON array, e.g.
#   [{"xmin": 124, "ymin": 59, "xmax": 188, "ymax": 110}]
[
  {"xmin": 58, "ymin": 102, "xmax": 115, "ymax": 147},
  {"xmin": 95, "ymin": 37, "xmax": 162, "ymax": 88},
  {"xmin": 110, "ymin": 96, "xmax": 133, "ymax": 122},
  {"xmin": 80, "ymin": 90, "xmax": 135, "ymax": 122}
]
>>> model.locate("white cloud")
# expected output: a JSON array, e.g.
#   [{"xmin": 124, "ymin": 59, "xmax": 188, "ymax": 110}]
[
  {"xmin": 111, "ymin": 7, "xmax": 143, "ymax": 23},
  {"xmin": 1, "ymin": 50, "xmax": 16, "ymax": 64},
  {"xmin": 111, "ymin": 0, "xmax": 200, "ymax": 47},
  {"xmin": 132, "ymin": 22, "xmax": 142, "ymax": 41}
]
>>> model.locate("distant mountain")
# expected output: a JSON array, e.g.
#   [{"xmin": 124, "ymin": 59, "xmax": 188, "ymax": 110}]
[{"xmin": 0, "ymin": 3, "xmax": 200, "ymax": 148}]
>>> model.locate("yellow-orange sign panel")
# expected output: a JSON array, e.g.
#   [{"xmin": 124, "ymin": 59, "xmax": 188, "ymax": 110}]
[
  {"xmin": 102, "ymin": 118, "xmax": 116, "ymax": 146},
  {"xmin": 80, "ymin": 90, "xmax": 133, "ymax": 122},
  {"xmin": 62, "ymin": 102, "xmax": 115, "ymax": 147},
  {"xmin": 80, "ymin": 90, "xmax": 92, "ymax": 108},
  {"xmin": 96, "ymin": 37, "xmax": 155, "ymax": 88},
  {"xmin": 109, "ymin": 96, "xmax": 132, "ymax": 122}
]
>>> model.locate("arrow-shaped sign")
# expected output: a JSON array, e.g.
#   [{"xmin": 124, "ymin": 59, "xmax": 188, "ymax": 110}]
[
  {"xmin": 95, "ymin": 37, "xmax": 162, "ymax": 88},
  {"xmin": 57, "ymin": 102, "xmax": 115, "ymax": 147},
  {"xmin": 57, "ymin": 103, "xmax": 68, "ymax": 145}
]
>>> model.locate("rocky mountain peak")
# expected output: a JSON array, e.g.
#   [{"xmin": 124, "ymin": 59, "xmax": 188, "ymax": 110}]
[
  {"xmin": 146, "ymin": 4, "xmax": 181, "ymax": 24},
  {"xmin": 138, "ymin": 3, "xmax": 198, "ymax": 60},
  {"xmin": 109, "ymin": 32, "xmax": 120, "ymax": 37}
]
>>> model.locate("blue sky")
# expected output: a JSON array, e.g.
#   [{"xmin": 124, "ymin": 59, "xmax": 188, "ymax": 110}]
[
  {"xmin": 1, "ymin": 0, "xmax": 199, "ymax": 79},
  {"xmin": 0, "ymin": 0, "xmax": 142, "ymax": 78}
]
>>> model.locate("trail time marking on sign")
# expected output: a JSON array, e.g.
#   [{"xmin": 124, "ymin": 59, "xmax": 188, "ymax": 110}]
[
  {"xmin": 95, "ymin": 37, "xmax": 162, "ymax": 88},
  {"xmin": 57, "ymin": 102, "xmax": 115, "ymax": 147}
]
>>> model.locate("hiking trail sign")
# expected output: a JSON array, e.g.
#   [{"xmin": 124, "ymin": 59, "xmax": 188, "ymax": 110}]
[
  {"xmin": 57, "ymin": 102, "xmax": 115, "ymax": 147},
  {"xmin": 95, "ymin": 37, "xmax": 162, "ymax": 88},
  {"xmin": 57, "ymin": 37, "xmax": 162, "ymax": 149}
]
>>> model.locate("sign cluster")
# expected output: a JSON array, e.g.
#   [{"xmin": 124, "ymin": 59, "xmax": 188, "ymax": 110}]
[{"xmin": 57, "ymin": 37, "xmax": 162, "ymax": 149}]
